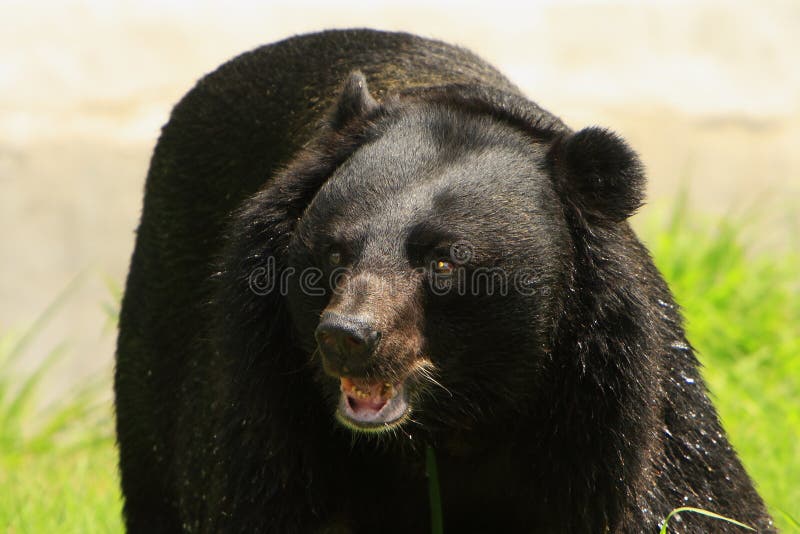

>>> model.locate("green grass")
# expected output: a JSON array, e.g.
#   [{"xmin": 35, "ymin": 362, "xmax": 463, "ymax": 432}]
[
  {"xmin": 0, "ymin": 200, "xmax": 797, "ymax": 532},
  {"xmin": 0, "ymin": 279, "xmax": 123, "ymax": 533}
]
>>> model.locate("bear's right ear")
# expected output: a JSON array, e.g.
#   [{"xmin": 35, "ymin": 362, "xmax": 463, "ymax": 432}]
[
  {"xmin": 329, "ymin": 71, "xmax": 379, "ymax": 129},
  {"xmin": 547, "ymin": 127, "xmax": 646, "ymax": 223}
]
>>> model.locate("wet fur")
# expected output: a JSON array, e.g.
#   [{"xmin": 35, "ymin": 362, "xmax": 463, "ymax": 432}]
[{"xmin": 115, "ymin": 29, "xmax": 773, "ymax": 533}]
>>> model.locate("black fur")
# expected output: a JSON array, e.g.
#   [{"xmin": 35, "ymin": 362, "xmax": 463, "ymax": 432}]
[
  {"xmin": 115, "ymin": 29, "xmax": 774, "ymax": 533},
  {"xmin": 549, "ymin": 126, "xmax": 646, "ymax": 223}
]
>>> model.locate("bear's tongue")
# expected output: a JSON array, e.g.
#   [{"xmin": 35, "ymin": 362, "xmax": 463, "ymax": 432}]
[{"xmin": 340, "ymin": 377, "xmax": 396, "ymax": 413}]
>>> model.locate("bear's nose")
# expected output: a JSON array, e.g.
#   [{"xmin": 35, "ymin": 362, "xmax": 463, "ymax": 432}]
[{"xmin": 315, "ymin": 313, "xmax": 381, "ymax": 373}]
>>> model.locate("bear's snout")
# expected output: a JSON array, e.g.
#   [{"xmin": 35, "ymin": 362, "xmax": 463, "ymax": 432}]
[{"xmin": 315, "ymin": 312, "xmax": 381, "ymax": 375}]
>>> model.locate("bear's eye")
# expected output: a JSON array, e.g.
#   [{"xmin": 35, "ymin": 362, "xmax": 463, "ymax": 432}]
[
  {"xmin": 433, "ymin": 259, "xmax": 454, "ymax": 275},
  {"xmin": 328, "ymin": 250, "xmax": 342, "ymax": 266}
]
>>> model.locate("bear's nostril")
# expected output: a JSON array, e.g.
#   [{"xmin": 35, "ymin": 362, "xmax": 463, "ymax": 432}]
[
  {"xmin": 314, "ymin": 313, "xmax": 381, "ymax": 370},
  {"xmin": 344, "ymin": 335, "xmax": 363, "ymax": 348},
  {"xmin": 318, "ymin": 331, "xmax": 334, "ymax": 345},
  {"xmin": 325, "ymin": 330, "xmax": 369, "ymax": 356}
]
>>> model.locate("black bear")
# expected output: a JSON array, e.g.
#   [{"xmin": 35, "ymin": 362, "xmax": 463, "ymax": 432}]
[{"xmin": 115, "ymin": 29, "xmax": 774, "ymax": 533}]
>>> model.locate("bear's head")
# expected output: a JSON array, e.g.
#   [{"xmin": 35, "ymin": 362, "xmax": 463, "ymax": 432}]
[{"xmin": 222, "ymin": 72, "xmax": 645, "ymax": 437}]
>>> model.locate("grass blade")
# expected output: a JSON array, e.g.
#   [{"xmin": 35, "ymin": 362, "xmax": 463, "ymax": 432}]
[
  {"xmin": 660, "ymin": 507, "xmax": 754, "ymax": 533},
  {"xmin": 4, "ymin": 272, "xmax": 84, "ymax": 369},
  {"xmin": 0, "ymin": 343, "xmax": 67, "ymax": 447},
  {"xmin": 426, "ymin": 445, "xmax": 444, "ymax": 534},
  {"xmin": 777, "ymin": 509, "xmax": 800, "ymax": 529}
]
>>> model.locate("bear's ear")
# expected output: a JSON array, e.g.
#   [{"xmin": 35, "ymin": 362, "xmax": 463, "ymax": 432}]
[
  {"xmin": 329, "ymin": 70, "xmax": 379, "ymax": 129},
  {"xmin": 547, "ymin": 127, "xmax": 646, "ymax": 223}
]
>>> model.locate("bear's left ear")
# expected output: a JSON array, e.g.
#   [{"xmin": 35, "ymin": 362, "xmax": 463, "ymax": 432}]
[
  {"xmin": 547, "ymin": 127, "xmax": 645, "ymax": 223},
  {"xmin": 329, "ymin": 70, "xmax": 379, "ymax": 129}
]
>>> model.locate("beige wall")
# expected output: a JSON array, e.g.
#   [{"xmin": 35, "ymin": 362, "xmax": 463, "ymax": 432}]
[{"xmin": 1, "ymin": 0, "xmax": 797, "ymax": 391}]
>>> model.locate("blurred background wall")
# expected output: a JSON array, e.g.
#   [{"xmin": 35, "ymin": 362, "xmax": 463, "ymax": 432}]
[{"xmin": 1, "ymin": 0, "xmax": 797, "ymax": 394}]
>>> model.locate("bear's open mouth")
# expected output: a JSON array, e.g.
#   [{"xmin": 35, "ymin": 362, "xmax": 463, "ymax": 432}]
[{"xmin": 335, "ymin": 376, "xmax": 410, "ymax": 432}]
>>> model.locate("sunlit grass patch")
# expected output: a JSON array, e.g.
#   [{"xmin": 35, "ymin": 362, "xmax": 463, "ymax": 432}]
[{"xmin": 0, "ymin": 279, "xmax": 123, "ymax": 533}]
